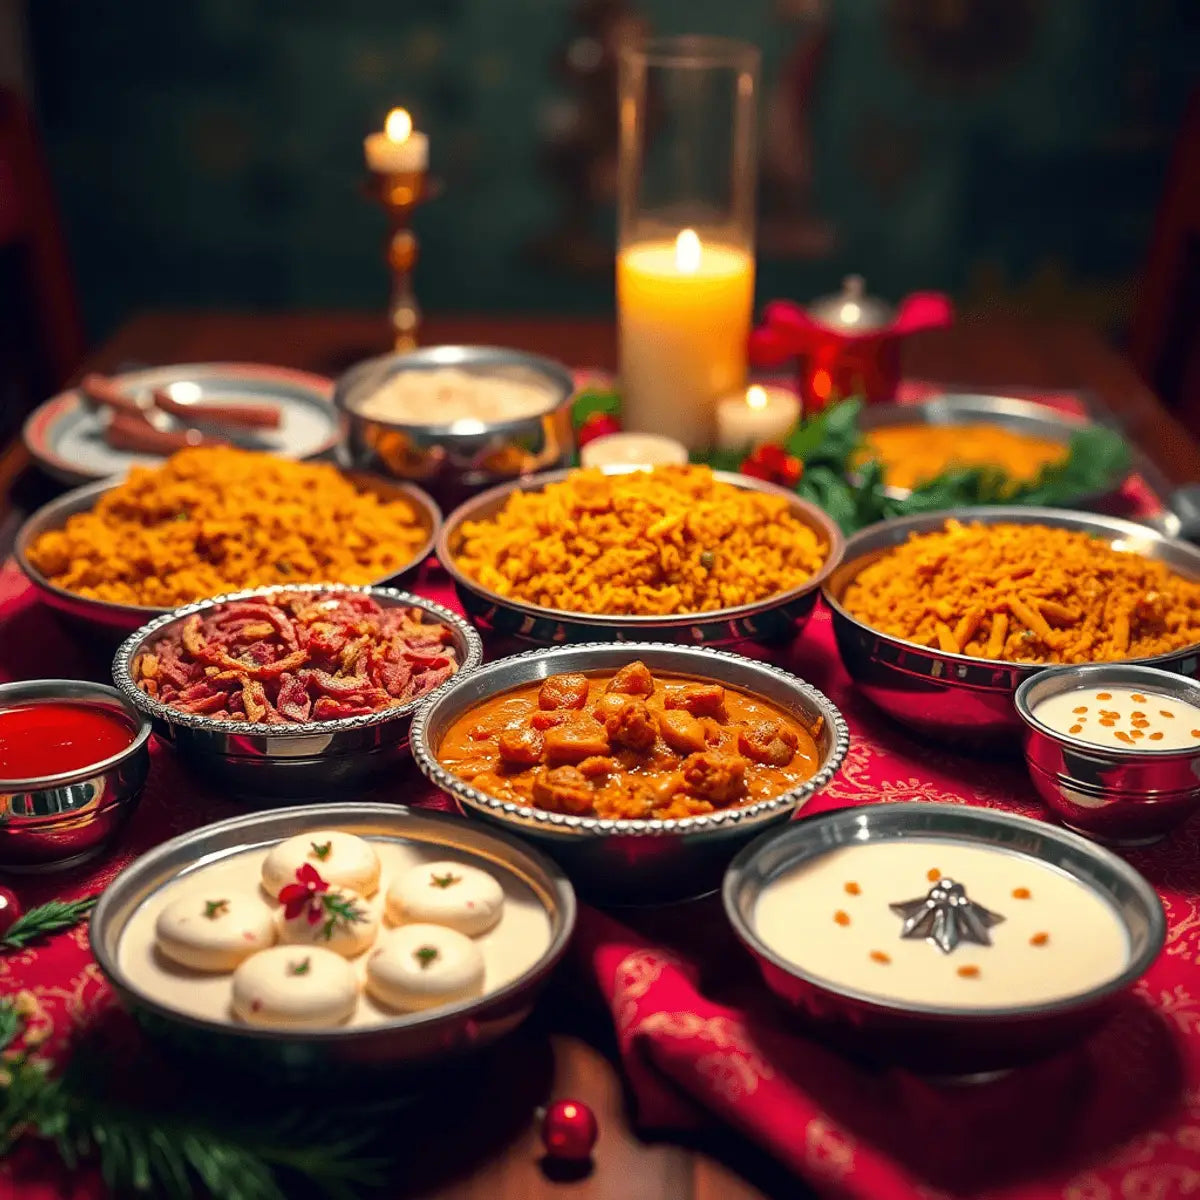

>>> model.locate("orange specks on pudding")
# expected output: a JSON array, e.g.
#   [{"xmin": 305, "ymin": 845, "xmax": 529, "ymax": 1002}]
[
  {"xmin": 833, "ymin": 910, "xmax": 850, "ymax": 926},
  {"xmin": 1030, "ymin": 932, "xmax": 1050, "ymax": 946},
  {"xmin": 956, "ymin": 965, "xmax": 980, "ymax": 979},
  {"xmin": 869, "ymin": 950, "xmax": 891, "ymax": 965}
]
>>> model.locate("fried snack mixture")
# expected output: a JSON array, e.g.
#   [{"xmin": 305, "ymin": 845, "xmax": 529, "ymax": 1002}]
[
  {"xmin": 452, "ymin": 465, "xmax": 828, "ymax": 617},
  {"xmin": 857, "ymin": 423, "xmax": 1068, "ymax": 491},
  {"xmin": 26, "ymin": 447, "xmax": 429, "ymax": 608},
  {"xmin": 436, "ymin": 659, "xmax": 822, "ymax": 821},
  {"xmin": 840, "ymin": 519, "xmax": 1200, "ymax": 664},
  {"xmin": 133, "ymin": 591, "xmax": 458, "ymax": 723}
]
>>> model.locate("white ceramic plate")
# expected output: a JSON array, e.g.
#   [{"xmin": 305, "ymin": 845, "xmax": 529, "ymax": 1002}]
[{"xmin": 24, "ymin": 362, "xmax": 343, "ymax": 485}]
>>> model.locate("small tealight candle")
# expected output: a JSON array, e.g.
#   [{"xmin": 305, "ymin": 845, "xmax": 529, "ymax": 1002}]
[
  {"xmin": 579, "ymin": 432, "xmax": 689, "ymax": 469},
  {"xmin": 715, "ymin": 384, "xmax": 800, "ymax": 451},
  {"xmin": 364, "ymin": 108, "xmax": 429, "ymax": 174}
]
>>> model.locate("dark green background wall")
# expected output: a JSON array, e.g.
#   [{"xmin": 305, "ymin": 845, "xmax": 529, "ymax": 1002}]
[{"xmin": 27, "ymin": 1, "xmax": 1197, "ymax": 341}]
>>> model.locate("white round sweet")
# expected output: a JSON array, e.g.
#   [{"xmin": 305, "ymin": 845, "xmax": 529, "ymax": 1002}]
[
  {"xmin": 385, "ymin": 861, "xmax": 504, "ymax": 937},
  {"xmin": 260, "ymin": 831, "xmax": 381, "ymax": 899},
  {"xmin": 277, "ymin": 885, "xmax": 378, "ymax": 958},
  {"xmin": 154, "ymin": 890, "xmax": 276, "ymax": 972},
  {"xmin": 366, "ymin": 923, "xmax": 486, "ymax": 1012},
  {"xmin": 231, "ymin": 945, "xmax": 358, "ymax": 1027}
]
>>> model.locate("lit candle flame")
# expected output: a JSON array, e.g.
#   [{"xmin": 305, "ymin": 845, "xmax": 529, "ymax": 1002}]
[
  {"xmin": 746, "ymin": 385, "xmax": 768, "ymax": 411},
  {"xmin": 385, "ymin": 108, "xmax": 413, "ymax": 144},
  {"xmin": 674, "ymin": 228, "xmax": 701, "ymax": 275}
]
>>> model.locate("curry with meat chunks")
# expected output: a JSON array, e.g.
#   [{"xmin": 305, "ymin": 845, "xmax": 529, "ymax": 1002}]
[{"xmin": 436, "ymin": 660, "xmax": 823, "ymax": 821}]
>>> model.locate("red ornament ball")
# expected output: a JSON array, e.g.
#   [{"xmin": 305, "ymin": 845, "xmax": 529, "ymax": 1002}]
[
  {"xmin": 0, "ymin": 886, "xmax": 21, "ymax": 937},
  {"xmin": 576, "ymin": 411, "xmax": 621, "ymax": 449},
  {"xmin": 540, "ymin": 1098, "xmax": 598, "ymax": 1160}
]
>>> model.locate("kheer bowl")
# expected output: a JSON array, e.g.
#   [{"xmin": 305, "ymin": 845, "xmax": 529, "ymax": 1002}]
[
  {"xmin": 14, "ymin": 473, "xmax": 442, "ymax": 643},
  {"xmin": 1016, "ymin": 664, "xmax": 1200, "ymax": 845},
  {"xmin": 822, "ymin": 506, "xmax": 1200, "ymax": 748},
  {"xmin": 410, "ymin": 642, "xmax": 849, "ymax": 904},
  {"xmin": 0, "ymin": 679, "xmax": 151, "ymax": 873},
  {"xmin": 438, "ymin": 468, "xmax": 845, "ymax": 648},
  {"xmin": 90, "ymin": 803, "xmax": 576, "ymax": 1082},
  {"xmin": 335, "ymin": 345, "xmax": 576, "ymax": 510},
  {"xmin": 723, "ymin": 802, "xmax": 1165, "ymax": 1076},
  {"xmin": 112, "ymin": 584, "xmax": 483, "ymax": 802}
]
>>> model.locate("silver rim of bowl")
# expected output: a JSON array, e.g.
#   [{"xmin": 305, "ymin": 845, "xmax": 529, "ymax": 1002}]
[
  {"xmin": 111, "ymin": 583, "xmax": 484, "ymax": 737},
  {"xmin": 410, "ymin": 641, "xmax": 851, "ymax": 837}
]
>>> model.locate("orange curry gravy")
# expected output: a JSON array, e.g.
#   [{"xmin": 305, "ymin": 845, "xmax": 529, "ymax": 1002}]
[{"xmin": 436, "ymin": 661, "xmax": 822, "ymax": 821}]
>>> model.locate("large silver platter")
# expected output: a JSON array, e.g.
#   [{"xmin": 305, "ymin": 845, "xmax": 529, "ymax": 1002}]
[
  {"xmin": 411, "ymin": 642, "xmax": 850, "ymax": 904},
  {"xmin": 14, "ymin": 473, "xmax": 442, "ymax": 641},
  {"xmin": 437, "ymin": 467, "xmax": 845, "ymax": 646},
  {"xmin": 90, "ymin": 803, "xmax": 576, "ymax": 1080},
  {"xmin": 856, "ymin": 393, "xmax": 1124, "ymax": 502},
  {"xmin": 823, "ymin": 506, "xmax": 1200, "ymax": 745}
]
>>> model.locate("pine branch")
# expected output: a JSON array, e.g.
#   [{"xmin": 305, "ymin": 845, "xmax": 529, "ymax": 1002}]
[{"xmin": 1, "ymin": 897, "xmax": 97, "ymax": 951}]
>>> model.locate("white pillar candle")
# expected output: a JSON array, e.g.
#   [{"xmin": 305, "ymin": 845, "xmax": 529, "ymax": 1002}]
[
  {"xmin": 617, "ymin": 229, "xmax": 754, "ymax": 452},
  {"xmin": 715, "ymin": 384, "xmax": 800, "ymax": 451},
  {"xmin": 364, "ymin": 108, "xmax": 429, "ymax": 174},
  {"xmin": 579, "ymin": 432, "xmax": 689, "ymax": 469}
]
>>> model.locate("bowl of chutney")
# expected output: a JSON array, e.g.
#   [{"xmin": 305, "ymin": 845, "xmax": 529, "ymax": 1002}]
[{"xmin": 0, "ymin": 679, "xmax": 152, "ymax": 871}]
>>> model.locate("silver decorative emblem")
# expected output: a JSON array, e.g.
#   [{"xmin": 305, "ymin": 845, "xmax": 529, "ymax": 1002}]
[{"xmin": 890, "ymin": 878, "xmax": 1004, "ymax": 954}]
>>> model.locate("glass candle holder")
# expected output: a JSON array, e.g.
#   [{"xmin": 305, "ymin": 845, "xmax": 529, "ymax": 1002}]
[{"xmin": 617, "ymin": 36, "xmax": 760, "ymax": 451}]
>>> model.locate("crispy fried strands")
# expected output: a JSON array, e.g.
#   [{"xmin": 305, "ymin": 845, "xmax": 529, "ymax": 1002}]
[
  {"xmin": 133, "ymin": 591, "xmax": 458, "ymax": 723},
  {"xmin": 840, "ymin": 519, "xmax": 1200, "ymax": 664},
  {"xmin": 26, "ymin": 447, "xmax": 428, "ymax": 608},
  {"xmin": 453, "ymin": 465, "xmax": 827, "ymax": 616}
]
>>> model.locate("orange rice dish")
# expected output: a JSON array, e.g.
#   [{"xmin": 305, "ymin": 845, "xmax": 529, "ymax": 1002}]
[
  {"xmin": 451, "ymin": 465, "xmax": 828, "ymax": 616},
  {"xmin": 839, "ymin": 519, "xmax": 1200, "ymax": 664},
  {"xmin": 25, "ymin": 447, "xmax": 429, "ymax": 608}
]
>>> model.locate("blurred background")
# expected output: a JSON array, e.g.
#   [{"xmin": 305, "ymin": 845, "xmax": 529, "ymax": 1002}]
[{"xmin": 0, "ymin": 1, "xmax": 1197, "ymax": 381}]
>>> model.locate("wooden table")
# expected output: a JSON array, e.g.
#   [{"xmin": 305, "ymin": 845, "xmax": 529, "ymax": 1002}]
[{"xmin": 3, "ymin": 311, "xmax": 1198, "ymax": 1200}]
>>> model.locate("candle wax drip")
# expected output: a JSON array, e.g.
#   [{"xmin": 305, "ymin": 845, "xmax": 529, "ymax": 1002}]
[{"xmin": 889, "ymin": 878, "xmax": 1004, "ymax": 955}]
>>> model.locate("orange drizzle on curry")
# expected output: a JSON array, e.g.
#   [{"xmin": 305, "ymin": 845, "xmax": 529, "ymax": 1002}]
[{"xmin": 436, "ymin": 661, "xmax": 821, "ymax": 821}]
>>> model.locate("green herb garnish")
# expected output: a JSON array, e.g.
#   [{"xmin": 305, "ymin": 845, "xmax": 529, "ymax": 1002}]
[
  {"xmin": 429, "ymin": 872, "xmax": 461, "ymax": 890},
  {"xmin": 414, "ymin": 946, "xmax": 440, "ymax": 970},
  {"xmin": 287, "ymin": 957, "xmax": 311, "ymax": 976},
  {"xmin": 309, "ymin": 840, "xmax": 332, "ymax": 861},
  {"xmin": 203, "ymin": 899, "xmax": 230, "ymax": 920}
]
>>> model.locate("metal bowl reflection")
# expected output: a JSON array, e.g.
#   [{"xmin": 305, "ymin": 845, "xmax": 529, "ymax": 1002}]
[
  {"xmin": 723, "ymin": 802, "xmax": 1165, "ymax": 1075},
  {"xmin": 90, "ymin": 803, "xmax": 576, "ymax": 1081},
  {"xmin": 0, "ymin": 679, "xmax": 152, "ymax": 872},
  {"xmin": 112, "ymin": 584, "xmax": 482, "ymax": 802},
  {"xmin": 438, "ymin": 467, "xmax": 845, "ymax": 648},
  {"xmin": 410, "ymin": 642, "xmax": 849, "ymax": 904},
  {"xmin": 822, "ymin": 507, "xmax": 1200, "ymax": 748},
  {"xmin": 335, "ymin": 345, "xmax": 577, "ymax": 510}
]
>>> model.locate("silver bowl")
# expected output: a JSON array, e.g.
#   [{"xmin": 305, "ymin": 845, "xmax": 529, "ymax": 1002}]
[
  {"xmin": 0, "ymin": 679, "xmax": 152, "ymax": 872},
  {"xmin": 112, "ymin": 584, "xmax": 483, "ymax": 801},
  {"xmin": 411, "ymin": 642, "xmax": 850, "ymax": 904},
  {"xmin": 438, "ymin": 467, "xmax": 845, "ymax": 647},
  {"xmin": 335, "ymin": 345, "xmax": 577, "ymax": 510},
  {"xmin": 823, "ymin": 506, "xmax": 1200, "ymax": 747},
  {"xmin": 855, "ymin": 393, "xmax": 1123, "ymax": 502},
  {"xmin": 1016, "ymin": 663, "xmax": 1200, "ymax": 845},
  {"xmin": 723, "ymin": 802, "xmax": 1165, "ymax": 1075},
  {"xmin": 90, "ymin": 802, "xmax": 576, "ymax": 1081},
  {"xmin": 14, "ymin": 472, "xmax": 442, "ymax": 642}
]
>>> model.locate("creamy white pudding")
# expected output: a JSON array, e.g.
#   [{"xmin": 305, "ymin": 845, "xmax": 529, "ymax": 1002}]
[
  {"xmin": 119, "ymin": 838, "xmax": 552, "ymax": 1028},
  {"xmin": 753, "ymin": 839, "xmax": 1129, "ymax": 1010},
  {"xmin": 1032, "ymin": 685, "xmax": 1200, "ymax": 752},
  {"xmin": 261, "ymin": 830, "xmax": 381, "ymax": 898},
  {"xmin": 386, "ymin": 861, "xmax": 504, "ymax": 936},
  {"xmin": 366, "ymin": 924, "xmax": 486, "ymax": 1012}
]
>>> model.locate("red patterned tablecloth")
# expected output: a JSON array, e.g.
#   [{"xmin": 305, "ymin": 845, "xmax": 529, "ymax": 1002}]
[{"xmin": 3, "ymin": 389, "xmax": 1200, "ymax": 1199}]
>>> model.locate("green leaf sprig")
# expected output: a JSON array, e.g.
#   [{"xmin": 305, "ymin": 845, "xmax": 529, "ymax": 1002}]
[{"xmin": 1, "ymin": 897, "xmax": 97, "ymax": 951}]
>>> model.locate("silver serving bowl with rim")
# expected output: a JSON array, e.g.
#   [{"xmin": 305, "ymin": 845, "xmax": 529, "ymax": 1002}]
[
  {"xmin": 410, "ymin": 642, "xmax": 850, "ymax": 904},
  {"xmin": 0, "ymin": 679, "xmax": 152, "ymax": 872},
  {"xmin": 1016, "ymin": 663, "xmax": 1200, "ymax": 845},
  {"xmin": 335, "ymin": 345, "xmax": 577, "ymax": 510},
  {"xmin": 822, "ymin": 506, "xmax": 1200, "ymax": 747},
  {"xmin": 723, "ymin": 802, "xmax": 1165, "ymax": 1075},
  {"xmin": 855, "ymin": 393, "xmax": 1124, "ymax": 502},
  {"xmin": 14, "ymin": 472, "xmax": 442, "ymax": 642},
  {"xmin": 438, "ymin": 467, "xmax": 845, "ymax": 647},
  {"xmin": 90, "ymin": 802, "xmax": 576, "ymax": 1081},
  {"xmin": 112, "ymin": 584, "xmax": 483, "ymax": 801}
]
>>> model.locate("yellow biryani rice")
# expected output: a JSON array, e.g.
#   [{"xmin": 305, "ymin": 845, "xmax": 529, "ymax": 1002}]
[
  {"xmin": 840, "ymin": 518, "xmax": 1200, "ymax": 664},
  {"xmin": 452, "ymin": 465, "xmax": 828, "ymax": 616},
  {"xmin": 25, "ymin": 447, "xmax": 429, "ymax": 608}
]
